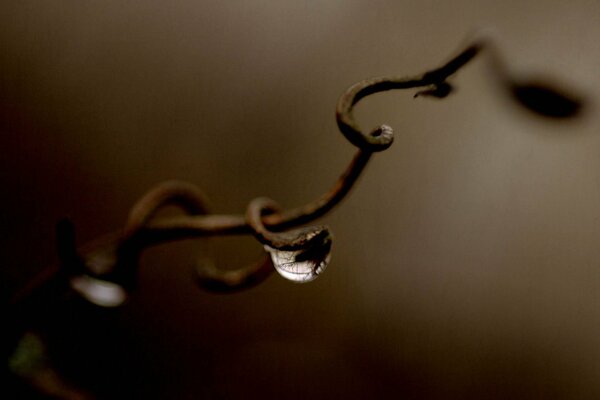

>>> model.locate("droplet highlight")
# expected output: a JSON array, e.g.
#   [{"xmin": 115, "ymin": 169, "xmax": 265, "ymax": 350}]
[
  {"xmin": 70, "ymin": 275, "xmax": 127, "ymax": 307},
  {"xmin": 265, "ymin": 238, "xmax": 332, "ymax": 283}
]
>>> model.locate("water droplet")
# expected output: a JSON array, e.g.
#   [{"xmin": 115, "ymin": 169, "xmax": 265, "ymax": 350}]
[
  {"xmin": 264, "ymin": 238, "xmax": 332, "ymax": 283},
  {"xmin": 70, "ymin": 275, "xmax": 127, "ymax": 307}
]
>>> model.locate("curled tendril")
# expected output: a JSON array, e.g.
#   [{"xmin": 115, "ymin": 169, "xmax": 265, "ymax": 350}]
[
  {"xmin": 11, "ymin": 35, "xmax": 587, "ymax": 306},
  {"xmin": 7, "ymin": 35, "xmax": 590, "ymax": 400},
  {"xmin": 195, "ymin": 255, "xmax": 274, "ymax": 293},
  {"xmin": 336, "ymin": 41, "xmax": 483, "ymax": 152},
  {"xmin": 246, "ymin": 197, "xmax": 331, "ymax": 252},
  {"xmin": 120, "ymin": 181, "xmax": 276, "ymax": 292}
]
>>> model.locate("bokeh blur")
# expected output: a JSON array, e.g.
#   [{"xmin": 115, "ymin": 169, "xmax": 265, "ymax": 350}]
[{"xmin": 2, "ymin": 1, "xmax": 600, "ymax": 398}]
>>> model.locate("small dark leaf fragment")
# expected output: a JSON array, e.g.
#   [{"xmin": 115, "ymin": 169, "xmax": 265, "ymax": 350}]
[{"xmin": 510, "ymin": 82, "xmax": 583, "ymax": 118}]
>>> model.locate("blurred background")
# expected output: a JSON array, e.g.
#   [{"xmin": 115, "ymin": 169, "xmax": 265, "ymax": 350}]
[{"xmin": 2, "ymin": 0, "xmax": 600, "ymax": 398}]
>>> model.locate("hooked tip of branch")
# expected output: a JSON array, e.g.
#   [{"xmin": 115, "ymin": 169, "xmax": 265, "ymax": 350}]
[{"xmin": 414, "ymin": 81, "xmax": 454, "ymax": 99}]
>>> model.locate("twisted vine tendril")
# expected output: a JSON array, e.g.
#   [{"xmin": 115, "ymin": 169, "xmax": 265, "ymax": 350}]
[
  {"xmin": 4, "ymin": 32, "xmax": 588, "ymax": 400},
  {"xmin": 10, "ymin": 36, "xmax": 584, "ymax": 310}
]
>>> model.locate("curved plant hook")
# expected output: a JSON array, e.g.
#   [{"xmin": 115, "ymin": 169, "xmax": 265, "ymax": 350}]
[
  {"xmin": 10, "ymin": 34, "xmax": 587, "ymax": 307},
  {"xmin": 336, "ymin": 41, "xmax": 484, "ymax": 152},
  {"xmin": 119, "ymin": 181, "xmax": 278, "ymax": 292},
  {"xmin": 6, "ymin": 33, "xmax": 591, "ymax": 400}
]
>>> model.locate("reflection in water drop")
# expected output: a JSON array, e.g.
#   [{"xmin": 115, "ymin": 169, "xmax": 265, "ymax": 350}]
[
  {"xmin": 70, "ymin": 275, "xmax": 127, "ymax": 307},
  {"xmin": 265, "ymin": 239, "xmax": 332, "ymax": 283}
]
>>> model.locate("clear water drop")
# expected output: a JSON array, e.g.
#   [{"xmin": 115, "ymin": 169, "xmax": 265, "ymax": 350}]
[
  {"xmin": 70, "ymin": 275, "xmax": 127, "ymax": 307},
  {"xmin": 264, "ymin": 239, "xmax": 332, "ymax": 283}
]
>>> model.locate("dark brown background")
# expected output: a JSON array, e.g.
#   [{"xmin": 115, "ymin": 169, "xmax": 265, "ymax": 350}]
[{"xmin": 2, "ymin": 1, "xmax": 600, "ymax": 398}]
